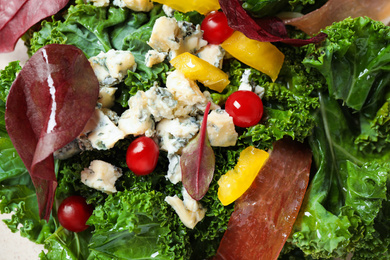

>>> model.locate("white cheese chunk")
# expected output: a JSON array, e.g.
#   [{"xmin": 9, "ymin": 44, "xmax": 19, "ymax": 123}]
[
  {"xmin": 53, "ymin": 139, "xmax": 81, "ymax": 160},
  {"xmin": 88, "ymin": 109, "xmax": 126, "ymax": 150},
  {"xmin": 162, "ymin": 4, "xmax": 175, "ymax": 17},
  {"xmin": 238, "ymin": 69, "xmax": 265, "ymax": 98},
  {"xmin": 148, "ymin": 17, "xmax": 181, "ymax": 53},
  {"xmin": 87, "ymin": 0, "xmax": 109, "ymax": 7},
  {"xmin": 197, "ymin": 44, "xmax": 225, "ymax": 69},
  {"xmin": 166, "ymin": 154, "xmax": 181, "ymax": 184},
  {"xmin": 156, "ymin": 117, "xmax": 199, "ymax": 154},
  {"xmin": 144, "ymin": 86, "xmax": 177, "ymax": 121},
  {"xmin": 164, "ymin": 188, "xmax": 206, "ymax": 229},
  {"xmin": 118, "ymin": 91, "xmax": 155, "ymax": 136},
  {"xmin": 113, "ymin": 0, "xmax": 153, "ymax": 11},
  {"xmin": 81, "ymin": 160, "xmax": 122, "ymax": 194},
  {"xmin": 89, "ymin": 50, "xmax": 136, "ymax": 86},
  {"xmin": 145, "ymin": 49, "xmax": 166, "ymax": 67},
  {"xmin": 207, "ymin": 109, "xmax": 238, "ymax": 147},
  {"xmin": 98, "ymin": 86, "xmax": 117, "ymax": 108},
  {"xmin": 166, "ymin": 70, "xmax": 207, "ymax": 117}
]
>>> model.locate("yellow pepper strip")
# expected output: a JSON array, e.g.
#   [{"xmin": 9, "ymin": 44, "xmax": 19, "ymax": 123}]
[
  {"xmin": 218, "ymin": 146, "xmax": 269, "ymax": 206},
  {"xmin": 170, "ymin": 52, "xmax": 230, "ymax": 93},
  {"xmin": 221, "ymin": 31, "xmax": 285, "ymax": 82},
  {"xmin": 152, "ymin": 0, "xmax": 220, "ymax": 15}
]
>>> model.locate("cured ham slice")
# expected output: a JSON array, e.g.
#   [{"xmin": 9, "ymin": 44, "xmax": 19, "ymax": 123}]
[
  {"xmin": 215, "ymin": 138, "xmax": 312, "ymax": 260},
  {"xmin": 284, "ymin": 0, "xmax": 390, "ymax": 35}
]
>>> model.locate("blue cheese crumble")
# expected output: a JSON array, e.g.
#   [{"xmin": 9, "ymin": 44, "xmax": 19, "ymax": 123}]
[{"xmin": 81, "ymin": 160, "xmax": 123, "ymax": 194}]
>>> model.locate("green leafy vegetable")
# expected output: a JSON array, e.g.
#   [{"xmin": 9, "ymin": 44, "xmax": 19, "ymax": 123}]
[
  {"xmin": 303, "ymin": 17, "xmax": 390, "ymax": 113},
  {"xmin": 0, "ymin": 61, "xmax": 21, "ymax": 103},
  {"xmin": 87, "ymin": 188, "xmax": 190, "ymax": 260},
  {"xmin": 289, "ymin": 93, "xmax": 390, "ymax": 259},
  {"xmin": 181, "ymin": 102, "xmax": 215, "ymax": 200}
]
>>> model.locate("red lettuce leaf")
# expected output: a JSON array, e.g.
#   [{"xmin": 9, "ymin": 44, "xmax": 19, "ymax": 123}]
[
  {"xmin": 215, "ymin": 138, "xmax": 312, "ymax": 260},
  {"xmin": 181, "ymin": 102, "xmax": 215, "ymax": 201},
  {"xmin": 0, "ymin": 0, "xmax": 69, "ymax": 53},
  {"xmin": 0, "ymin": 0, "xmax": 28, "ymax": 31},
  {"xmin": 5, "ymin": 44, "xmax": 99, "ymax": 221},
  {"xmin": 284, "ymin": 0, "xmax": 390, "ymax": 35},
  {"xmin": 219, "ymin": 0, "xmax": 327, "ymax": 47}
]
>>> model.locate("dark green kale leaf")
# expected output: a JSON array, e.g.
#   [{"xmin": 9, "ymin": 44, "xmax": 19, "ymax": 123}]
[
  {"xmin": 303, "ymin": 17, "xmax": 390, "ymax": 114},
  {"xmin": 288, "ymin": 93, "xmax": 390, "ymax": 259},
  {"xmin": 86, "ymin": 187, "xmax": 191, "ymax": 260},
  {"xmin": 0, "ymin": 61, "xmax": 22, "ymax": 103},
  {"xmin": 213, "ymin": 44, "xmax": 324, "ymax": 150}
]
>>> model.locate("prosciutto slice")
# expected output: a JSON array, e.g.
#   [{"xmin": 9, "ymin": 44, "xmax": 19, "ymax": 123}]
[
  {"xmin": 215, "ymin": 138, "xmax": 312, "ymax": 260},
  {"xmin": 0, "ymin": 0, "xmax": 69, "ymax": 52},
  {"xmin": 5, "ymin": 44, "xmax": 99, "ymax": 221},
  {"xmin": 284, "ymin": 0, "xmax": 390, "ymax": 35}
]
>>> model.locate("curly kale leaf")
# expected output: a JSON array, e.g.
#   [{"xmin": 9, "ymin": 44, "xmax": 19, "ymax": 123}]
[
  {"xmin": 303, "ymin": 17, "xmax": 390, "ymax": 115},
  {"xmin": 288, "ymin": 93, "xmax": 390, "ymax": 259},
  {"xmin": 354, "ymin": 99, "xmax": 390, "ymax": 153},
  {"xmin": 86, "ymin": 188, "xmax": 191, "ymax": 260},
  {"xmin": 215, "ymin": 45, "xmax": 323, "ymax": 150},
  {"xmin": 0, "ymin": 61, "xmax": 22, "ymax": 103}
]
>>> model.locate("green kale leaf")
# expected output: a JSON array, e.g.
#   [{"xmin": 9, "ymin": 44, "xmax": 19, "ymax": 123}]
[
  {"xmin": 86, "ymin": 188, "xmax": 190, "ymax": 260},
  {"xmin": 288, "ymin": 93, "xmax": 390, "ymax": 259},
  {"xmin": 0, "ymin": 61, "xmax": 22, "ymax": 103},
  {"xmin": 303, "ymin": 17, "xmax": 390, "ymax": 114}
]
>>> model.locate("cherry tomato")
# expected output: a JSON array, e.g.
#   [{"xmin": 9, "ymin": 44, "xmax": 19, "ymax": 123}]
[
  {"xmin": 126, "ymin": 136, "xmax": 159, "ymax": 176},
  {"xmin": 201, "ymin": 11, "xmax": 234, "ymax": 44},
  {"xmin": 58, "ymin": 196, "xmax": 93, "ymax": 233},
  {"xmin": 225, "ymin": 90, "xmax": 264, "ymax": 128}
]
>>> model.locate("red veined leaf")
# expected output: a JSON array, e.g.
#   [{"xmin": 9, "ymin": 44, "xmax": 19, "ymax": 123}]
[
  {"xmin": 284, "ymin": 0, "xmax": 390, "ymax": 35},
  {"xmin": 0, "ymin": 0, "xmax": 28, "ymax": 31},
  {"xmin": 215, "ymin": 138, "xmax": 312, "ymax": 260},
  {"xmin": 5, "ymin": 44, "xmax": 99, "ymax": 221},
  {"xmin": 218, "ymin": 0, "xmax": 327, "ymax": 47},
  {"xmin": 0, "ymin": 0, "xmax": 69, "ymax": 53},
  {"xmin": 181, "ymin": 102, "xmax": 215, "ymax": 201}
]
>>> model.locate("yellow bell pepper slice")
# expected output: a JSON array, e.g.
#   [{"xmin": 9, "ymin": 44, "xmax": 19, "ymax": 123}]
[
  {"xmin": 152, "ymin": 0, "xmax": 220, "ymax": 15},
  {"xmin": 170, "ymin": 52, "xmax": 230, "ymax": 93},
  {"xmin": 218, "ymin": 146, "xmax": 269, "ymax": 206},
  {"xmin": 221, "ymin": 31, "xmax": 285, "ymax": 82}
]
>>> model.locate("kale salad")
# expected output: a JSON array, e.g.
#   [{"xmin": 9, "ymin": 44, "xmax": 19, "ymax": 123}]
[{"xmin": 1, "ymin": 0, "xmax": 390, "ymax": 259}]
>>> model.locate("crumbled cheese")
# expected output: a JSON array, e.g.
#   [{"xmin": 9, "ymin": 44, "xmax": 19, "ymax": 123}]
[
  {"xmin": 89, "ymin": 50, "xmax": 136, "ymax": 86},
  {"xmin": 207, "ymin": 109, "xmax": 238, "ymax": 147},
  {"xmin": 148, "ymin": 17, "xmax": 181, "ymax": 53},
  {"xmin": 144, "ymin": 86, "xmax": 177, "ymax": 121},
  {"xmin": 53, "ymin": 139, "xmax": 81, "ymax": 160},
  {"xmin": 164, "ymin": 188, "xmax": 206, "ymax": 229},
  {"xmin": 98, "ymin": 86, "xmax": 117, "ymax": 108},
  {"xmin": 87, "ymin": 0, "xmax": 109, "ymax": 7},
  {"xmin": 197, "ymin": 44, "xmax": 225, "ymax": 69},
  {"xmin": 113, "ymin": 0, "xmax": 153, "ymax": 11},
  {"xmin": 81, "ymin": 160, "xmax": 122, "ymax": 193},
  {"xmin": 145, "ymin": 49, "xmax": 166, "ymax": 67},
  {"xmin": 238, "ymin": 69, "xmax": 265, "ymax": 98},
  {"xmin": 166, "ymin": 154, "xmax": 181, "ymax": 184},
  {"xmin": 87, "ymin": 109, "xmax": 126, "ymax": 150},
  {"xmin": 166, "ymin": 70, "xmax": 207, "ymax": 117},
  {"xmin": 162, "ymin": 4, "xmax": 175, "ymax": 17},
  {"xmin": 118, "ymin": 91, "xmax": 155, "ymax": 137},
  {"xmin": 156, "ymin": 117, "xmax": 199, "ymax": 154}
]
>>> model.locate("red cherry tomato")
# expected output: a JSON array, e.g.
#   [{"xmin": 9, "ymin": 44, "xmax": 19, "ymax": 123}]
[
  {"xmin": 201, "ymin": 11, "xmax": 234, "ymax": 44},
  {"xmin": 225, "ymin": 90, "xmax": 264, "ymax": 128},
  {"xmin": 58, "ymin": 196, "xmax": 93, "ymax": 233},
  {"xmin": 126, "ymin": 136, "xmax": 159, "ymax": 176}
]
